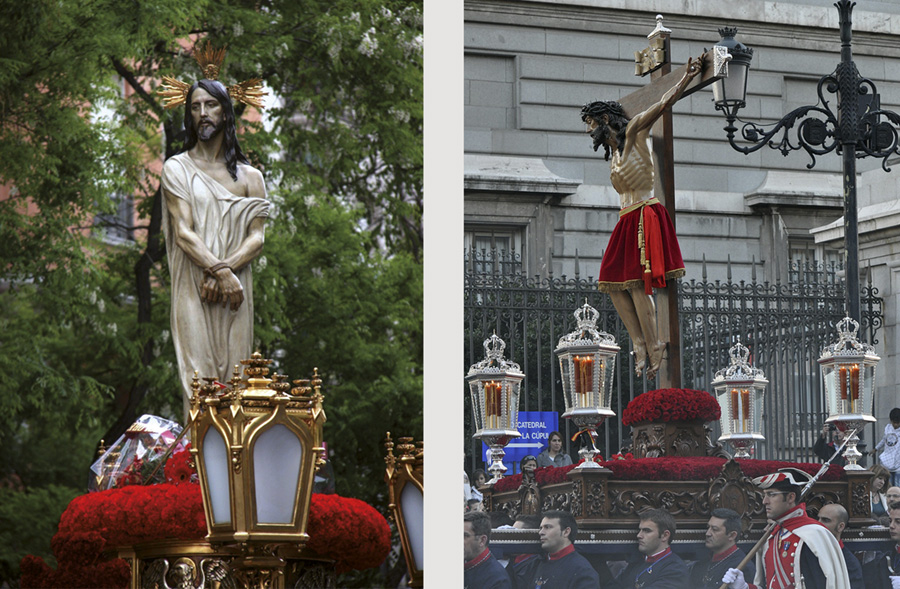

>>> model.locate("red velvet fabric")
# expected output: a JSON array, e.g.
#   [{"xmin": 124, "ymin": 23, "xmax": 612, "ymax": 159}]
[{"xmin": 598, "ymin": 202, "xmax": 685, "ymax": 292}]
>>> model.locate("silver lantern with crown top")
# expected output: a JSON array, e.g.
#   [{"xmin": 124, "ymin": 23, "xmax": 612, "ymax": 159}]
[
  {"xmin": 818, "ymin": 317, "xmax": 880, "ymax": 470},
  {"xmin": 467, "ymin": 334, "xmax": 524, "ymax": 485},
  {"xmin": 712, "ymin": 339, "xmax": 767, "ymax": 459},
  {"xmin": 554, "ymin": 302, "xmax": 619, "ymax": 469}
]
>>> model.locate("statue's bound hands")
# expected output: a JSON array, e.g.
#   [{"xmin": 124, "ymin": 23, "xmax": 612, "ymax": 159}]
[
  {"xmin": 200, "ymin": 276, "xmax": 221, "ymax": 304},
  {"xmin": 212, "ymin": 267, "xmax": 244, "ymax": 311}
]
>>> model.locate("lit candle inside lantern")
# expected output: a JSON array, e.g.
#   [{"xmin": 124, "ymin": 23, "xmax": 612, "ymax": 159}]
[
  {"xmin": 730, "ymin": 388, "xmax": 751, "ymax": 433},
  {"xmin": 741, "ymin": 389, "xmax": 751, "ymax": 432},
  {"xmin": 839, "ymin": 366, "xmax": 848, "ymax": 409},
  {"xmin": 485, "ymin": 381, "xmax": 502, "ymax": 429},
  {"xmin": 730, "ymin": 389, "xmax": 739, "ymax": 433},
  {"xmin": 573, "ymin": 356, "xmax": 594, "ymax": 407},
  {"xmin": 849, "ymin": 364, "xmax": 860, "ymax": 413}
]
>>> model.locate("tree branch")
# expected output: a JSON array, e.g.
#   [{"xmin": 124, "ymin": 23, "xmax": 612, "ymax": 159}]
[{"xmin": 110, "ymin": 58, "xmax": 164, "ymax": 118}]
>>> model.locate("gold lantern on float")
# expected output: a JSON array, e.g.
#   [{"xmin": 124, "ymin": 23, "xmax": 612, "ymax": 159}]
[
  {"xmin": 818, "ymin": 316, "xmax": 880, "ymax": 470},
  {"xmin": 190, "ymin": 353, "xmax": 326, "ymax": 586},
  {"xmin": 554, "ymin": 301, "xmax": 619, "ymax": 469},
  {"xmin": 466, "ymin": 333, "xmax": 523, "ymax": 485},
  {"xmin": 384, "ymin": 433, "xmax": 423, "ymax": 588},
  {"xmin": 712, "ymin": 338, "xmax": 767, "ymax": 459}
]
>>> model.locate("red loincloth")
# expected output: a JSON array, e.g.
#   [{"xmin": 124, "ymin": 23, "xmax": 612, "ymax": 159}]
[{"xmin": 597, "ymin": 199, "xmax": 685, "ymax": 293}]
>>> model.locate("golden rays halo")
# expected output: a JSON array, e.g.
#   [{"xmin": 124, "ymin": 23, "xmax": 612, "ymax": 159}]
[{"xmin": 157, "ymin": 43, "xmax": 267, "ymax": 110}]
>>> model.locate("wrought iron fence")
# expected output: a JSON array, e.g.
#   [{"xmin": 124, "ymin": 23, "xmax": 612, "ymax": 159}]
[
  {"xmin": 464, "ymin": 245, "xmax": 523, "ymax": 277},
  {"xmin": 464, "ymin": 256, "xmax": 883, "ymax": 473}
]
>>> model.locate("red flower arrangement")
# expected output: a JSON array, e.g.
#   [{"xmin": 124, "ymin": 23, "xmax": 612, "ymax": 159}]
[
  {"xmin": 113, "ymin": 457, "xmax": 145, "ymax": 488},
  {"xmin": 622, "ymin": 388, "xmax": 721, "ymax": 426},
  {"xmin": 492, "ymin": 456, "xmax": 845, "ymax": 493},
  {"xmin": 21, "ymin": 447, "xmax": 391, "ymax": 587},
  {"xmin": 164, "ymin": 444, "xmax": 197, "ymax": 485},
  {"xmin": 610, "ymin": 452, "xmax": 634, "ymax": 460},
  {"xmin": 307, "ymin": 494, "xmax": 392, "ymax": 573}
]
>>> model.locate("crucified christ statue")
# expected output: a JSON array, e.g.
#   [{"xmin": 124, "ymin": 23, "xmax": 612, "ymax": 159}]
[{"xmin": 581, "ymin": 54, "xmax": 704, "ymax": 379}]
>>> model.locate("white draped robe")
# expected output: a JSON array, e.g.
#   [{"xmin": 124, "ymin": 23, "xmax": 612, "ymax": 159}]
[{"xmin": 161, "ymin": 153, "xmax": 270, "ymax": 415}]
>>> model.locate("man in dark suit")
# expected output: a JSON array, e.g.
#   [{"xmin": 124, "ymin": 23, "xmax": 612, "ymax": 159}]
[
  {"xmin": 512, "ymin": 509, "xmax": 599, "ymax": 588},
  {"xmin": 465, "ymin": 511, "xmax": 511, "ymax": 589},
  {"xmin": 818, "ymin": 503, "xmax": 864, "ymax": 589},
  {"xmin": 689, "ymin": 508, "xmax": 755, "ymax": 589},
  {"xmin": 862, "ymin": 501, "xmax": 900, "ymax": 589},
  {"xmin": 603, "ymin": 507, "xmax": 689, "ymax": 588}
]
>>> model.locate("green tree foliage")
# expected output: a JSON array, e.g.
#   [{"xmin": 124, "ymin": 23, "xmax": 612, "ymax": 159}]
[
  {"xmin": 0, "ymin": 0, "xmax": 422, "ymax": 586},
  {"xmin": 0, "ymin": 486, "xmax": 82, "ymax": 582}
]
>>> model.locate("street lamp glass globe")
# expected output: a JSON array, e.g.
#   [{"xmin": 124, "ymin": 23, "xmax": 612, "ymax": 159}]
[{"xmin": 713, "ymin": 27, "xmax": 753, "ymax": 118}]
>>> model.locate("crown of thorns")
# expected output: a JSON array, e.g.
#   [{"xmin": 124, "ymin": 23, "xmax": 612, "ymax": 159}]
[{"xmin": 157, "ymin": 44, "xmax": 267, "ymax": 110}]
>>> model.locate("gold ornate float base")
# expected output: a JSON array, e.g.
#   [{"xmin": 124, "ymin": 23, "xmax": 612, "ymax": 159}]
[{"xmin": 113, "ymin": 539, "xmax": 336, "ymax": 589}]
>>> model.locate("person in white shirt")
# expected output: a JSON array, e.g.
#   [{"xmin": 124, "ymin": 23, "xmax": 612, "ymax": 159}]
[{"xmin": 876, "ymin": 408, "xmax": 900, "ymax": 487}]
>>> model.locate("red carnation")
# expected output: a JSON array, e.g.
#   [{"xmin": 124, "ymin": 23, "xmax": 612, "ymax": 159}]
[
  {"xmin": 622, "ymin": 389, "xmax": 721, "ymax": 426},
  {"xmin": 164, "ymin": 444, "xmax": 197, "ymax": 485}
]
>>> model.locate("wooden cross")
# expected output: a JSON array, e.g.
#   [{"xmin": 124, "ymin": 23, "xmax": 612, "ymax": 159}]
[{"xmin": 616, "ymin": 17, "xmax": 723, "ymax": 388}]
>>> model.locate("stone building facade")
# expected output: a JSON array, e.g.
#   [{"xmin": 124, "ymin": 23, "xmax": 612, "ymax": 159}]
[{"xmin": 464, "ymin": 0, "xmax": 900, "ymax": 437}]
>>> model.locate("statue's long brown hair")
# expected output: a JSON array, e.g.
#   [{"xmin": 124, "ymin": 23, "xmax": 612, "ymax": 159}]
[{"xmin": 182, "ymin": 79, "xmax": 249, "ymax": 181}]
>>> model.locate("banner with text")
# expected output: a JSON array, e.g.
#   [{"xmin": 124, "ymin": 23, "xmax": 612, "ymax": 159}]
[{"xmin": 483, "ymin": 411, "xmax": 558, "ymax": 472}]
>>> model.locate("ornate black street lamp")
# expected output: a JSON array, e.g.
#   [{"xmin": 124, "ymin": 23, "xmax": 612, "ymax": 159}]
[{"xmin": 712, "ymin": 0, "xmax": 900, "ymax": 324}]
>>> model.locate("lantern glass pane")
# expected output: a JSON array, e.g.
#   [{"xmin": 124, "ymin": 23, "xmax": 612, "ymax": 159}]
[
  {"xmin": 507, "ymin": 382, "xmax": 521, "ymax": 429},
  {"xmin": 559, "ymin": 356, "xmax": 573, "ymax": 411},
  {"xmin": 862, "ymin": 364, "xmax": 876, "ymax": 414},
  {"xmin": 202, "ymin": 427, "xmax": 231, "ymax": 524},
  {"xmin": 400, "ymin": 484, "xmax": 424, "ymax": 570},
  {"xmin": 823, "ymin": 365, "xmax": 838, "ymax": 416},
  {"xmin": 715, "ymin": 386, "xmax": 729, "ymax": 436},
  {"xmin": 601, "ymin": 357, "xmax": 616, "ymax": 408},
  {"xmin": 751, "ymin": 387, "xmax": 765, "ymax": 433},
  {"xmin": 729, "ymin": 65, "xmax": 748, "ymax": 103},
  {"xmin": 254, "ymin": 424, "xmax": 302, "ymax": 524},
  {"xmin": 470, "ymin": 381, "xmax": 484, "ymax": 433},
  {"xmin": 713, "ymin": 64, "xmax": 748, "ymax": 105},
  {"xmin": 712, "ymin": 78, "xmax": 726, "ymax": 105}
]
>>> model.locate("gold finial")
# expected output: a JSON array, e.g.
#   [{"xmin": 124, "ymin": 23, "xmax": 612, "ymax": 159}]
[
  {"xmin": 291, "ymin": 378, "xmax": 311, "ymax": 396},
  {"xmin": 241, "ymin": 352, "xmax": 271, "ymax": 382},
  {"xmin": 269, "ymin": 373, "xmax": 292, "ymax": 395},
  {"xmin": 228, "ymin": 365, "xmax": 242, "ymax": 389},
  {"xmin": 398, "ymin": 437, "xmax": 416, "ymax": 462},
  {"xmin": 194, "ymin": 43, "xmax": 227, "ymax": 81},
  {"xmin": 200, "ymin": 377, "xmax": 219, "ymax": 398},
  {"xmin": 384, "ymin": 433, "xmax": 396, "ymax": 469},
  {"xmin": 415, "ymin": 440, "xmax": 424, "ymax": 471}
]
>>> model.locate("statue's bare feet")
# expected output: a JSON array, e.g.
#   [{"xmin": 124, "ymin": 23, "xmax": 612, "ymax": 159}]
[
  {"xmin": 632, "ymin": 341, "xmax": 647, "ymax": 377},
  {"xmin": 646, "ymin": 341, "xmax": 665, "ymax": 380}
]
